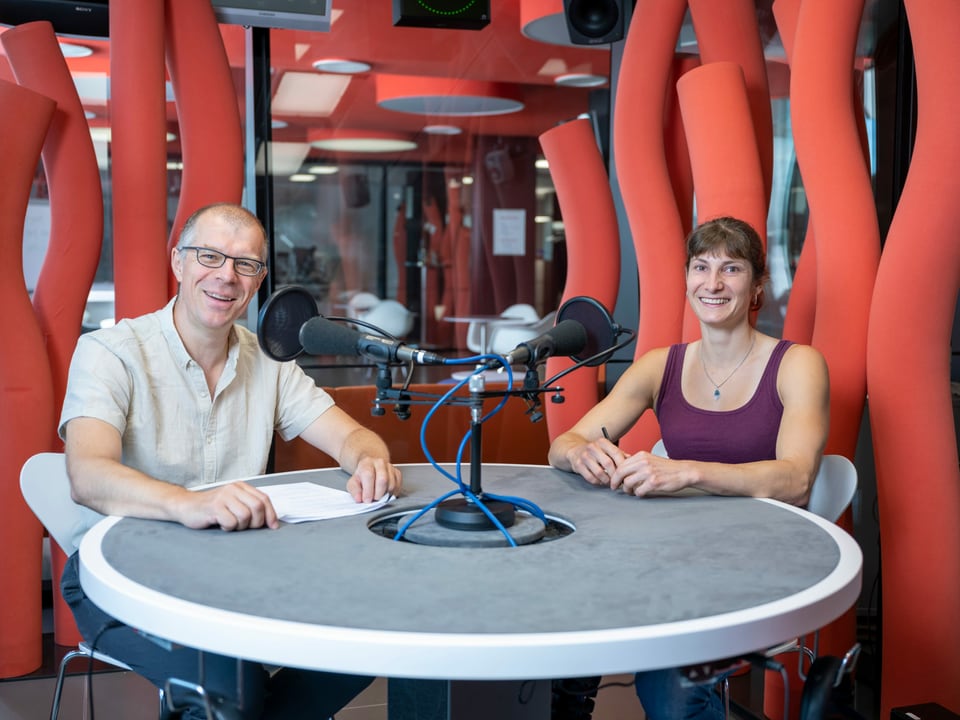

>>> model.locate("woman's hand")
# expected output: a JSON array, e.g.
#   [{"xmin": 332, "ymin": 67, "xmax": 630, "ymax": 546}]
[
  {"xmin": 566, "ymin": 437, "xmax": 630, "ymax": 486},
  {"xmin": 610, "ymin": 453, "xmax": 692, "ymax": 497}
]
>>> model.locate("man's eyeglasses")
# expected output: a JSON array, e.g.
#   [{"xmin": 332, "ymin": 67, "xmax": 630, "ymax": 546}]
[{"xmin": 180, "ymin": 246, "xmax": 266, "ymax": 277}]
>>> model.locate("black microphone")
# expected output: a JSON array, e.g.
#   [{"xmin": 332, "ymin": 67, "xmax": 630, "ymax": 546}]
[
  {"xmin": 299, "ymin": 317, "xmax": 447, "ymax": 365},
  {"xmin": 497, "ymin": 319, "xmax": 588, "ymax": 366}
]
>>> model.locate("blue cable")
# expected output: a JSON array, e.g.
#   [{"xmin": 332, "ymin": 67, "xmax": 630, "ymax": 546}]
[{"xmin": 393, "ymin": 356, "xmax": 547, "ymax": 546}]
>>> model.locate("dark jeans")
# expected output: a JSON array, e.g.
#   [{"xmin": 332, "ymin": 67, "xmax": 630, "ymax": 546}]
[
  {"xmin": 63, "ymin": 552, "xmax": 373, "ymax": 719},
  {"xmin": 635, "ymin": 668, "xmax": 725, "ymax": 720}
]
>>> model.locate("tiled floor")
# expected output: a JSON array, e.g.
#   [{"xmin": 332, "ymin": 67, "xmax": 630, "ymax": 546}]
[
  {"xmin": 0, "ymin": 655, "xmax": 881, "ymax": 720},
  {"xmin": 0, "ymin": 664, "xmax": 644, "ymax": 720}
]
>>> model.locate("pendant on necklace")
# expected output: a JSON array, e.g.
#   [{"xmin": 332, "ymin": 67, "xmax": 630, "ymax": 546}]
[{"xmin": 713, "ymin": 388, "xmax": 720, "ymax": 400}]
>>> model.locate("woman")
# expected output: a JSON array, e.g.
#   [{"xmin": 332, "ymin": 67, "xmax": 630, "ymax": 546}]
[{"xmin": 547, "ymin": 216, "xmax": 830, "ymax": 720}]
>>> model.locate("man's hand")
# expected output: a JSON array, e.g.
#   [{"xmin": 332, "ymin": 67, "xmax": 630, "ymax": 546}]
[
  {"xmin": 180, "ymin": 481, "xmax": 280, "ymax": 531},
  {"xmin": 346, "ymin": 457, "xmax": 403, "ymax": 503}
]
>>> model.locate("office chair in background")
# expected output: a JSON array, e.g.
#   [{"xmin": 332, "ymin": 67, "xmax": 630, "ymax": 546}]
[{"xmin": 19, "ymin": 452, "xmax": 166, "ymax": 720}]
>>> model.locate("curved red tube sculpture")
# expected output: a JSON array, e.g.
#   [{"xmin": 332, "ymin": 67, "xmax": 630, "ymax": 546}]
[
  {"xmin": 0, "ymin": 79, "xmax": 56, "ymax": 677},
  {"xmin": 867, "ymin": 0, "xmax": 960, "ymax": 713},
  {"xmin": 540, "ymin": 118, "xmax": 621, "ymax": 441},
  {"xmin": 110, "ymin": 0, "xmax": 170, "ymax": 319},
  {"xmin": 164, "ymin": 0, "xmax": 244, "ymax": 296},
  {"xmin": 676, "ymin": 61, "xmax": 768, "ymax": 341},
  {"xmin": 613, "ymin": 0, "xmax": 690, "ymax": 454},
  {"xmin": 2, "ymin": 20, "xmax": 104, "ymax": 649}
]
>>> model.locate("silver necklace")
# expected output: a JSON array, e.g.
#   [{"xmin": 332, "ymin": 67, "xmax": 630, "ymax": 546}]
[{"xmin": 700, "ymin": 332, "xmax": 756, "ymax": 400}]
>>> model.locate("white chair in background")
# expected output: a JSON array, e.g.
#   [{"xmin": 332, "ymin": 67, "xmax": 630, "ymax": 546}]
[
  {"xmin": 360, "ymin": 299, "xmax": 415, "ymax": 339},
  {"xmin": 489, "ymin": 311, "xmax": 557, "ymax": 357},
  {"xmin": 466, "ymin": 303, "xmax": 540, "ymax": 354},
  {"xmin": 345, "ymin": 291, "xmax": 380, "ymax": 319},
  {"xmin": 19, "ymin": 452, "xmax": 165, "ymax": 720}
]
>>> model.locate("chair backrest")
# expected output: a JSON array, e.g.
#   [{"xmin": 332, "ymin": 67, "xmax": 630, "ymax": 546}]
[
  {"xmin": 360, "ymin": 299, "xmax": 415, "ymax": 339},
  {"xmin": 465, "ymin": 321, "xmax": 484, "ymax": 353},
  {"xmin": 806, "ymin": 454, "xmax": 858, "ymax": 522},
  {"xmin": 346, "ymin": 291, "xmax": 380, "ymax": 319},
  {"xmin": 20, "ymin": 452, "xmax": 104, "ymax": 556},
  {"xmin": 500, "ymin": 303, "xmax": 539, "ymax": 322},
  {"xmin": 489, "ymin": 311, "xmax": 556, "ymax": 356},
  {"xmin": 647, "ymin": 443, "xmax": 856, "ymax": 522}
]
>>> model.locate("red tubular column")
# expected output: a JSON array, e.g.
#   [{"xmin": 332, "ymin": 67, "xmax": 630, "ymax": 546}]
[
  {"xmin": 2, "ymin": 20, "xmax": 105, "ymax": 649},
  {"xmin": 766, "ymin": 1, "xmax": 880, "ymax": 716},
  {"xmin": 0, "ymin": 79, "xmax": 56, "ymax": 678},
  {"xmin": 110, "ymin": 0, "xmax": 170, "ymax": 318},
  {"xmin": 540, "ymin": 118, "xmax": 621, "ymax": 441},
  {"xmin": 791, "ymin": 0, "xmax": 878, "ymax": 460},
  {"xmin": 676, "ymin": 61, "xmax": 767, "ymax": 342},
  {"xmin": 164, "ymin": 0, "xmax": 243, "ymax": 295},
  {"xmin": 868, "ymin": 0, "xmax": 960, "ymax": 713},
  {"xmin": 613, "ymin": 0, "xmax": 690, "ymax": 454},
  {"xmin": 687, "ymin": 0, "xmax": 773, "ymax": 204}
]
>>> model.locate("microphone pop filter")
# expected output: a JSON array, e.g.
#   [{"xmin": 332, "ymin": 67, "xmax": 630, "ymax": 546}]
[
  {"xmin": 257, "ymin": 285, "xmax": 319, "ymax": 361},
  {"xmin": 555, "ymin": 296, "xmax": 618, "ymax": 366}
]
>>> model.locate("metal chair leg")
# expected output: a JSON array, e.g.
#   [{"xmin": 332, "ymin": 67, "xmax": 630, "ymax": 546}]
[{"xmin": 50, "ymin": 648, "xmax": 86, "ymax": 720}]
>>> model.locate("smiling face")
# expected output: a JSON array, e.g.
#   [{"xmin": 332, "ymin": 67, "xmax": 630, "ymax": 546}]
[
  {"xmin": 686, "ymin": 253, "xmax": 758, "ymax": 326},
  {"xmin": 171, "ymin": 204, "xmax": 267, "ymax": 337},
  {"xmin": 684, "ymin": 217, "xmax": 766, "ymax": 328}
]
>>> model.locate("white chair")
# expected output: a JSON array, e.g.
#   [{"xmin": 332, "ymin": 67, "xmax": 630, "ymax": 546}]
[
  {"xmin": 650, "ymin": 440, "xmax": 858, "ymax": 522},
  {"xmin": 19, "ymin": 452, "xmax": 165, "ymax": 720},
  {"xmin": 345, "ymin": 291, "xmax": 380, "ymax": 319},
  {"xmin": 359, "ymin": 299, "xmax": 415, "ymax": 339},
  {"xmin": 466, "ymin": 303, "xmax": 540, "ymax": 354},
  {"xmin": 805, "ymin": 454, "xmax": 858, "ymax": 523},
  {"xmin": 488, "ymin": 310, "xmax": 556, "ymax": 356},
  {"xmin": 644, "ymin": 444, "xmax": 858, "ymax": 719}
]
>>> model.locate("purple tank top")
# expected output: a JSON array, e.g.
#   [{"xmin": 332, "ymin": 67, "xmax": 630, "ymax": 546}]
[{"xmin": 655, "ymin": 340, "xmax": 793, "ymax": 463}]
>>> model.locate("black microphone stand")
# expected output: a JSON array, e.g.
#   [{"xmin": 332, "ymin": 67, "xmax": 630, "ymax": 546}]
[{"xmin": 433, "ymin": 371, "xmax": 518, "ymax": 531}]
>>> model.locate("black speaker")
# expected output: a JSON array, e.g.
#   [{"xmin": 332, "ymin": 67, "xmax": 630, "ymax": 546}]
[{"xmin": 562, "ymin": 0, "xmax": 625, "ymax": 45}]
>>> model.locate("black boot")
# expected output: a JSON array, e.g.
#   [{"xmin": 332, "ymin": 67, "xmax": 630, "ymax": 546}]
[{"xmin": 551, "ymin": 676, "xmax": 602, "ymax": 720}]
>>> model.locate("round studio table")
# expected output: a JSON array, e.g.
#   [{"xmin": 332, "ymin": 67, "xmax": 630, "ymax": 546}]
[{"xmin": 79, "ymin": 463, "xmax": 862, "ymax": 718}]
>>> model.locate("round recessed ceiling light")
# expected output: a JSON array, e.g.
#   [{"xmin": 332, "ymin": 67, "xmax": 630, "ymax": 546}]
[
  {"xmin": 423, "ymin": 124, "xmax": 463, "ymax": 135},
  {"xmin": 307, "ymin": 164, "xmax": 340, "ymax": 175},
  {"xmin": 289, "ymin": 173, "xmax": 317, "ymax": 182},
  {"xmin": 59, "ymin": 42, "xmax": 93, "ymax": 58},
  {"xmin": 377, "ymin": 76, "xmax": 523, "ymax": 117},
  {"xmin": 312, "ymin": 58, "xmax": 372, "ymax": 74},
  {"xmin": 554, "ymin": 72, "xmax": 608, "ymax": 88},
  {"xmin": 309, "ymin": 129, "xmax": 417, "ymax": 153}
]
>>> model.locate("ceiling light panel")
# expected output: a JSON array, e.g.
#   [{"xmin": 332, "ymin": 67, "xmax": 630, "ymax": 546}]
[{"xmin": 272, "ymin": 71, "xmax": 351, "ymax": 116}]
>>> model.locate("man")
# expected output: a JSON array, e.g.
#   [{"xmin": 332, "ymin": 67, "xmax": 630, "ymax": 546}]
[{"xmin": 60, "ymin": 202, "xmax": 402, "ymax": 719}]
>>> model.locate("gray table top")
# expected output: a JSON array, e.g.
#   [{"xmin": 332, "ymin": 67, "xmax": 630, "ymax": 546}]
[{"xmin": 79, "ymin": 463, "xmax": 862, "ymax": 680}]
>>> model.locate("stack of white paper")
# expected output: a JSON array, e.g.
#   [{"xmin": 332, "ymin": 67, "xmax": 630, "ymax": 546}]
[{"xmin": 261, "ymin": 482, "xmax": 394, "ymax": 523}]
